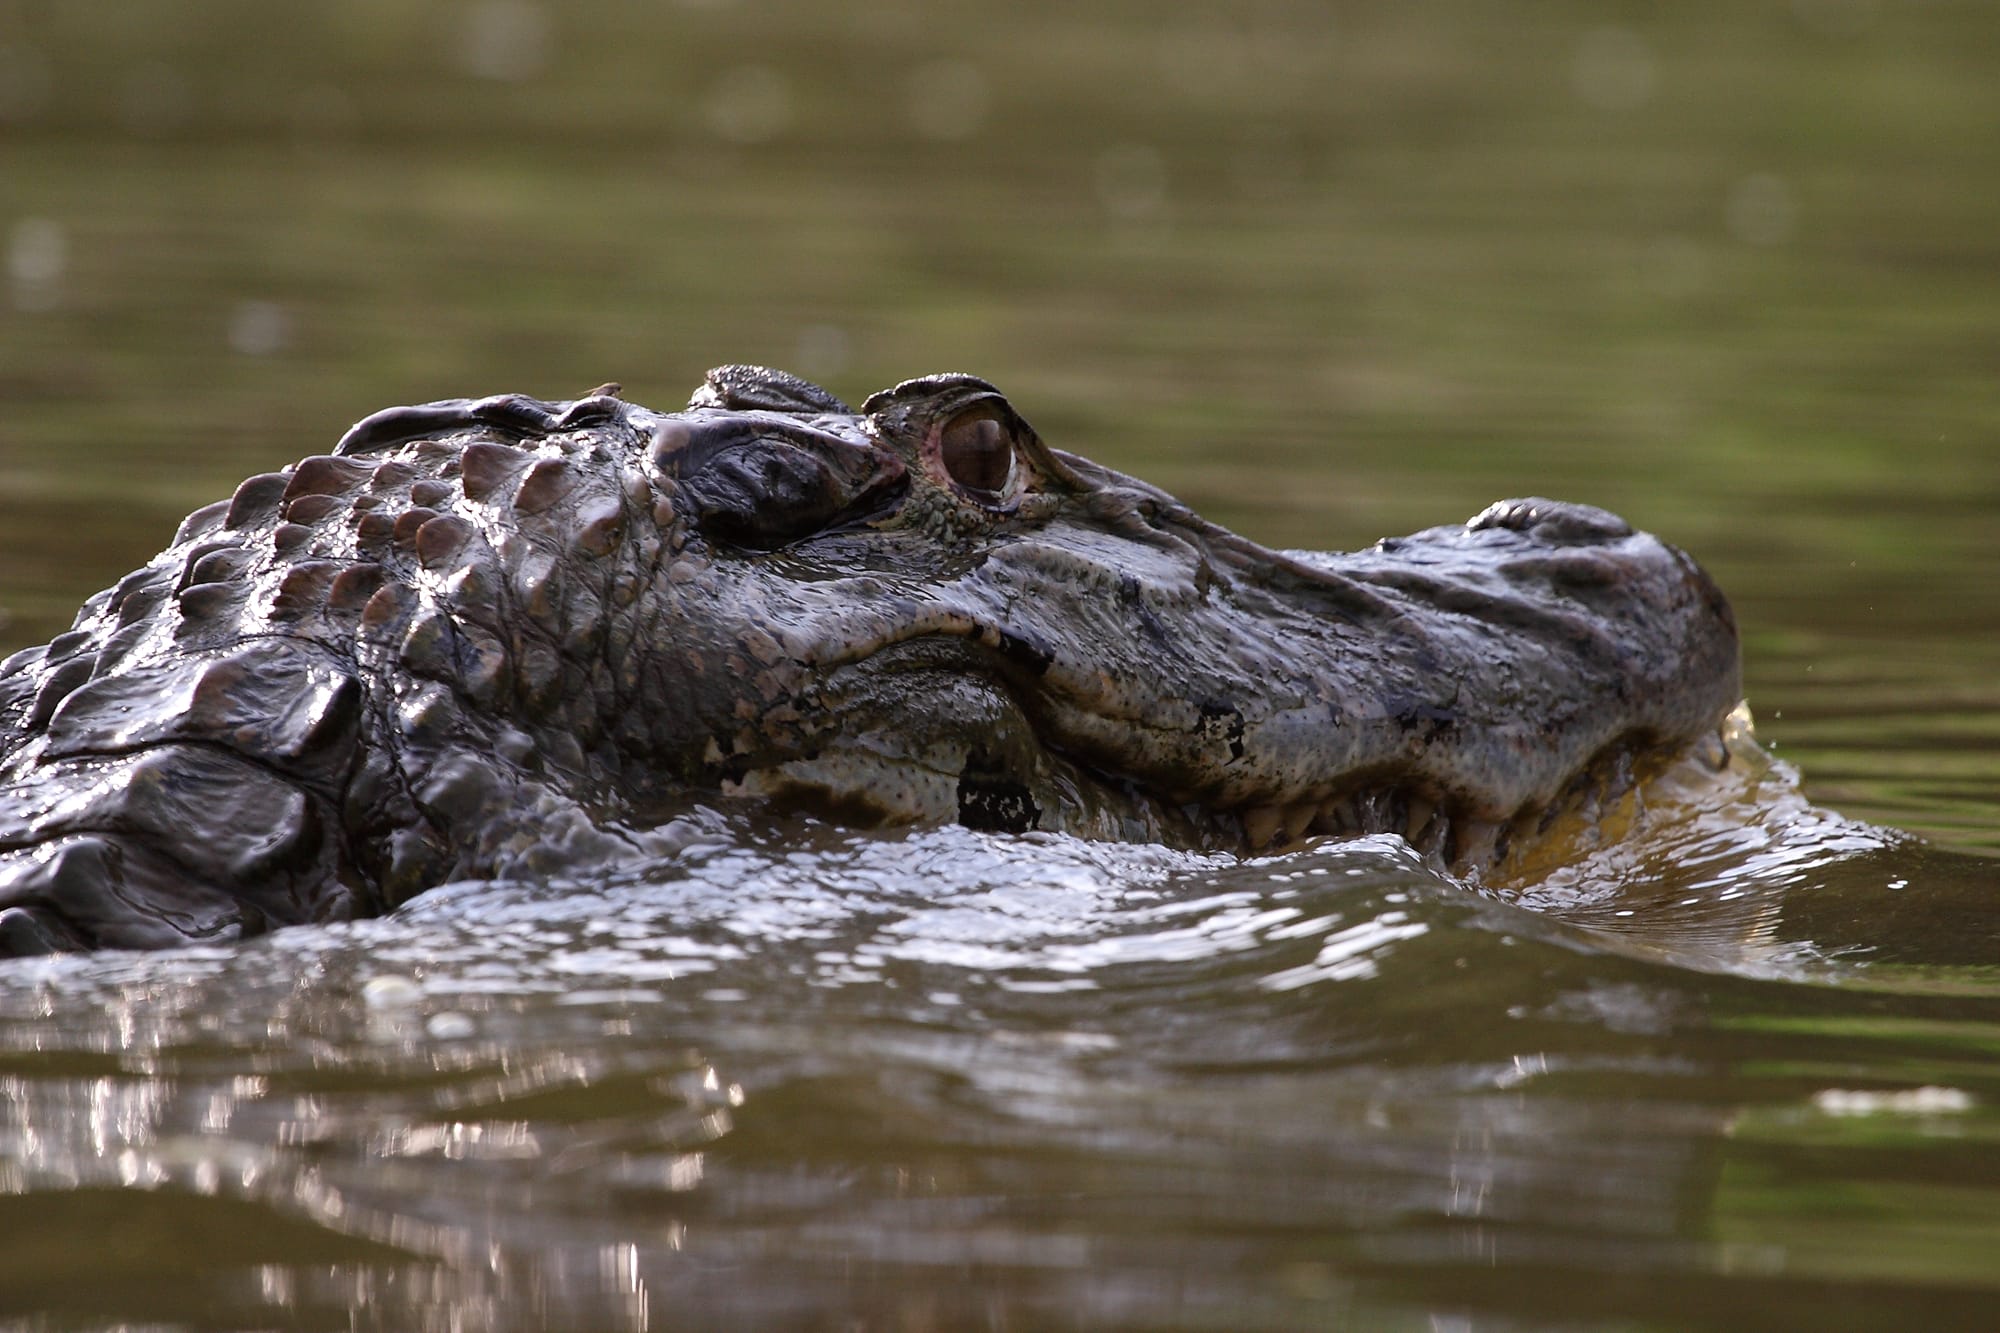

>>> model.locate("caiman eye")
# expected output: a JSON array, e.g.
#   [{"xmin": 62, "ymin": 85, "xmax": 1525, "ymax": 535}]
[{"xmin": 938, "ymin": 407, "xmax": 1018, "ymax": 500}]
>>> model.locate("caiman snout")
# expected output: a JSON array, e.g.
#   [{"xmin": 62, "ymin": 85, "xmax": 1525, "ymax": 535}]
[{"xmin": 931, "ymin": 483, "xmax": 1741, "ymax": 871}]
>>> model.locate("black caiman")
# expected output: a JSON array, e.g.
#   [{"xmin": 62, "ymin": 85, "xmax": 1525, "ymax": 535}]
[{"xmin": 0, "ymin": 366, "xmax": 1741, "ymax": 955}]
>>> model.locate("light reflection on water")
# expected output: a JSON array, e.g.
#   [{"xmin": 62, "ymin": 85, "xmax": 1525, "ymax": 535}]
[{"xmin": 3, "ymin": 759, "xmax": 1992, "ymax": 1327}]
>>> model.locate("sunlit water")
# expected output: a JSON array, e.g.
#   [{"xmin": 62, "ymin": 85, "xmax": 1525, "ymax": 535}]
[
  {"xmin": 4, "ymin": 735, "xmax": 1997, "ymax": 1329},
  {"xmin": 4, "ymin": 0, "xmax": 2000, "ymax": 1327}
]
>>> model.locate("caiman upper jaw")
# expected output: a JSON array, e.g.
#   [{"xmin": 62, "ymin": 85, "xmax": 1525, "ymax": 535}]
[{"xmin": 910, "ymin": 489, "xmax": 1743, "ymax": 868}]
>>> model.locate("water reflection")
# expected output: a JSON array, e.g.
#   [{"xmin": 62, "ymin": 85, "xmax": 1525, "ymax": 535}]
[{"xmin": 5, "ymin": 781, "xmax": 1986, "ymax": 1326}]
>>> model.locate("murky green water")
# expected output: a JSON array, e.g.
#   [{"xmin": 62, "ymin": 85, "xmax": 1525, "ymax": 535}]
[{"xmin": 2, "ymin": 2, "xmax": 1997, "ymax": 1328}]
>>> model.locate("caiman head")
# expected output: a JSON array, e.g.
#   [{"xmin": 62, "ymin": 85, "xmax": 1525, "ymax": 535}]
[{"xmin": 334, "ymin": 364, "xmax": 1742, "ymax": 878}]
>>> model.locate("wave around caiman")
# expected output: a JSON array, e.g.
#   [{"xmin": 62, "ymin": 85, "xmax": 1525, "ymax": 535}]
[{"xmin": 0, "ymin": 366, "xmax": 1744, "ymax": 955}]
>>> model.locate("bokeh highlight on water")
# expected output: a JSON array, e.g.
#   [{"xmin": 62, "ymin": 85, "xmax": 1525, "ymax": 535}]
[{"xmin": 2, "ymin": 1, "xmax": 1998, "ymax": 1327}]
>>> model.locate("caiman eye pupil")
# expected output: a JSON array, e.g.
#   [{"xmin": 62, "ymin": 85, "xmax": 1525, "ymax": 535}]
[{"xmin": 939, "ymin": 409, "xmax": 1016, "ymax": 497}]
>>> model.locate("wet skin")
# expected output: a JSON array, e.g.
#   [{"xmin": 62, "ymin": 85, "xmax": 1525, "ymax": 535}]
[{"xmin": 0, "ymin": 366, "xmax": 1740, "ymax": 955}]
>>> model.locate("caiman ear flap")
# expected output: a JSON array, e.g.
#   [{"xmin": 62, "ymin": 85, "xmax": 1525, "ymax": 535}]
[{"xmin": 689, "ymin": 365, "xmax": 852, "ymax": 415}]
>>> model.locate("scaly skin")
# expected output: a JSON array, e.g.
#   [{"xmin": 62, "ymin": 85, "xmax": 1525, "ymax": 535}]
[{"xmin": 0, "ymin": 366, "xmax": 1740, "ymax": 955}]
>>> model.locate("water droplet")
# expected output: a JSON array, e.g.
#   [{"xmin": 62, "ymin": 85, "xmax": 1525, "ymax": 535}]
[
  {"xmin": 426, "ymin": 1010, "xmax": 477, "ymax": 1039},
  {"xmin": 361, "ymin": 974, "xmax": 422, "ymax": 1009}
]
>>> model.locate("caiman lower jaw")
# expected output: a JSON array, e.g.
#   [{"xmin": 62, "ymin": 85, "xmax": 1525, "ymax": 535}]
[
  {"xmin": 716, "ymin": 705, "xmax": 1751, "ymax": 884},
  {"xmin": 1222, "ymin": 717, "xmax": 1745, "ymax": 881}
]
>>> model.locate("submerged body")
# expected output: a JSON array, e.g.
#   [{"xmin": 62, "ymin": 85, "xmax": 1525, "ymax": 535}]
[{"xmin": 0, "ymin": 367, "xmax": 1739, "ymax": 955}]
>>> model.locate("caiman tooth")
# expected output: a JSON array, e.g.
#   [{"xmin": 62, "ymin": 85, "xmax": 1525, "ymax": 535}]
[
  {"xmin": 1242, "ymin": 804, "xmax": 1283, "ymax": 850},
  {"xmin": 224, "ymin": 472, "xmax": 291, "ymax": 530},
  {"xmin": 1405, "ymin": 794, "xmax": 1438, "ymax": 848},
  {"xmin": 1450, "ymin": 819, "xmax": 1502, "ymax": 873},
  {"xmin": 1316, "ymin": 795, "xmax": 1359, "ymax": 834},
  {"xmin": 1410, "ymin": 810, "xmax": 1449, "ymax": 859},
  {"xmin": 1352, "ymin": 789, "xmax": 1388, "ymax": 834},
  {"xmin": 1562, "ymin": 785, "xmax": 1602, "ymax": 835},
  {"xmin": 459, "ymin": 441, "xmax": 530, "ymax": 502},
  {"xmin": 1282, "ymin": 799, "xmax": 1317, "ymax": 842}
]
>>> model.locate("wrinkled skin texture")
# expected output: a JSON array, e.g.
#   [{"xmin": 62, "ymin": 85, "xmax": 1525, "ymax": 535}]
[{"xmin": 0, "ymin": 367, "xmax": 1740, "ymax": 955}]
